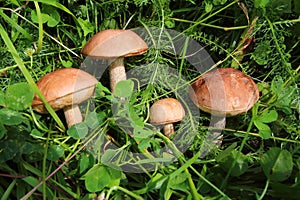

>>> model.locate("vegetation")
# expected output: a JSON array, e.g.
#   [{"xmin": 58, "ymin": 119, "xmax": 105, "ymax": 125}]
[{"xmin": 0, "ymin": 0, "xmax": 299, "ymax": 199}]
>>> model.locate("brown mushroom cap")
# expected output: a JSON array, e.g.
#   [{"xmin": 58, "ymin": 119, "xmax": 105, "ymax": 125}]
[
  {"xmin": 149, "ymin": 98, "xmax": 186, "ymax": 125},
  {"xmin": 189, "ymin": 68, "xmax": 259, "ymax": 116},
  {"xmin": 81, "ymin": 29, "xmax": 148, "ymax": 58},
  {"xmin": 32, "ymin": 68, "xmax": 98, "ymax": 113}
]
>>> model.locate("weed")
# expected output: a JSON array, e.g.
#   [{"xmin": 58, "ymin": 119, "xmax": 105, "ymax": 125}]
[{"xmin": 0, "ymin": 0, "xmax": 299, "ymax": 199}]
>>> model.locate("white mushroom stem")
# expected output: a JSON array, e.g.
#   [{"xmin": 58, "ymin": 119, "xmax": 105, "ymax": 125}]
[
  {"xmin": 109, "ymin": 57, "xmax": 126, "ymax": 92},
  {"xmin": 210, "ymin": 116, "xmax": 226, "ymax": 146},
  {"xmin": 63, "ymin": 105, "xmax": 83, "ymax": 128},
  {"xmin": 163, "ymin": 123, "xmax": 175, "ymax": 137}
]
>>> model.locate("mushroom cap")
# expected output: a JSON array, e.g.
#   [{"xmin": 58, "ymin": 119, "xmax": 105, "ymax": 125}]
[
  {"xmin": 189, "ymin": 68, "xmax": 259, "ymax": 116},
  {"xmin": 149, "ymin": 98, "xmax": 186, "ymax": 125},
  {"xmin": 32, "ymin": 68, "xmax": 98, "ymax": 113},
  {"xmin": 81, "ymin": 29, "xmax": 148, "ymax": 58}
]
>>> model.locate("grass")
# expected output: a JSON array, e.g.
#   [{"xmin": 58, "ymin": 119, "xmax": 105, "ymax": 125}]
[{"xmin": 0, "ymin": 0, "xmax": 299, "ymax": 199}]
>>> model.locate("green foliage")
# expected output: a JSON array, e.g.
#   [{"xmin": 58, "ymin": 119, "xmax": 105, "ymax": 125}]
[
  {"xmin": 83, "ymin": 164, "xmax": 122, "ymax": 192},
  {"xmin": 253, "ymin": 109, "xmax": 278, "ymax": 139},
  {"xmin": 261, "ymin": 147, "xmax": 293, "ymax": 182},
  {"xmin": 114, "ymin": 79, "xmax": 135, "ymax": 98},
  {"xmin": 0, "ymin": 0, "xmax": 299, "ymax": 199}
]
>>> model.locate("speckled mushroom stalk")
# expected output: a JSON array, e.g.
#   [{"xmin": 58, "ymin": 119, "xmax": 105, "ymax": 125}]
[
  {"xmin": 31, "ymin": 68, "xmax": 98, "ymax": 128},
  {"xmin": 189, "ymin": 68, "xmax": 259, "ymax": 146},
  {"xmin": 81, "ymin": 29, "xmax": 148, "ymax": 92},
  {"xmin": 149, "ymin": 98, "xmax": 186, "ymax": 137}
]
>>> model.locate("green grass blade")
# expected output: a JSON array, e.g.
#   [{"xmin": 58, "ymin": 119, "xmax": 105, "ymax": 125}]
[
  {"xmin": 0, "ymin": 23, "xmax": 66, "ymax": 131},
  {"xmin": 33, "ymin": 1, "xmax": 43, "ymax": 53},
  {"xmin": 0, "ymin": 10, "xmax": 33, "ymax": 40},
  {"xmin": 1, "ymin": 179, "xmax": 16, "ymax": 200}
]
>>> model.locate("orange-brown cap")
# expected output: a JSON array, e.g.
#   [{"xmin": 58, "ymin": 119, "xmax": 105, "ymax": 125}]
[
  {"xmin": 32, "ymin": 68, "xmax": 98, "ymax": 113},
  {"xmin": 81, "ymin": 29, "xmax": 148, "ymax": 58},
  {"xmin": 149, "ymin": 98, "xmax": 185, "ymax": 125},
  {"xmin": 189, "ymin": 68, "xmax": 259, "ymax": 116}
]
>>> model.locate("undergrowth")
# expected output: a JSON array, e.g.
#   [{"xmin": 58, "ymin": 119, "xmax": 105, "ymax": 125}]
[{"xmin": 0, "ymin": 0, "xmax": 299, "ymax": 199}]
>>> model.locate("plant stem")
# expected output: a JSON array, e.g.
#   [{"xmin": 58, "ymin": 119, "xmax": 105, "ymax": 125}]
[
  {"xmin": 258, "ymin": 179, "xmax": 270, "ymax": 200},
  {"xmin": 184, "ymin": 0, "xmax": 240, "ymax": 33},
  {"xmin": 189, "ymin": 165, "xmax": 230, "ymax": 199},
  {"xmin": 33, "ymin": 2, "xmax": 43, "ymax": 53},
  {"xmin": 106, "ymin": 186, "xmax": 144, "ymax": 200},
  {"xmin": 220, "ymin": 108, "xmax": 255, "ymax": 189},
  {"xmin": 156, "ymin": 132, "xmax": 201, "ymax": 200}
]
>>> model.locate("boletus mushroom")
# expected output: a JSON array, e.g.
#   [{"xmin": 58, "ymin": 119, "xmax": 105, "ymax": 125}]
[
  {"xmin": 81, "ymin": 29, "xmax": 148, "ymax": 92},
  {"xmin": 149, "ymin": 98, "xmax": 186, "ymax": 137},
  {"xmin": 189, "ymin": 68, "xmax": 259, "ymax": 145},
  {"xmin": 31, "ymin": 68, "xmax": 98, "ymax": 128}
]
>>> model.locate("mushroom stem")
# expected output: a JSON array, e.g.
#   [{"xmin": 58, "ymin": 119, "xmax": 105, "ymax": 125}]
[
  {"xmin": 210, "ymin": 116, "xmax": 225, "ymax": 146},
  {"xmin": 163, "ymin": 123, "xmax": 174, "ymax": 137},
  {"xmin": 109, "ymin": 57, "xmax": 126, "ymax": 92},
  {"xmin": 63, "ymin": 105, "xmax": 83, "ymax": 128}
]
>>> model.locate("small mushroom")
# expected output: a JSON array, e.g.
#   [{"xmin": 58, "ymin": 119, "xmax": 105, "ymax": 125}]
[
  {"xmin": 189, "ymin": 68, "xmax": 259, "ymax": 145},
  {"xmin": 149, "ymin": 98, "xmax": 186, "ymax": 136},
  {"xmin": 31, "ymin": 68, "xmax": 98, "ymax": 128},
  {"xmin": 81, "ymin": 29, "xmax": 148, "ymax": 92}
]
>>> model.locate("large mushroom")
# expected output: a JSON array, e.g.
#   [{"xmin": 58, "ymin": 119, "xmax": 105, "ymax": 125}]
[
  {"xmin": 149, "ymin": 98, "xmax": 186, "ymax": 137},
  {"xmin": 31, "ymin": 68, "xmax": 98, "ymax": 128},
  {"xmin": 81, "ymin": 29, "xmax": 148, "ymax": 92},
  {"xmin": 189, "ymin": 68, "xmax": 259, "ymax": 145}
]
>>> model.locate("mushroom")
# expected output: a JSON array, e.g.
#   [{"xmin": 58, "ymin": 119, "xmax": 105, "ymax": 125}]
[
  {"xmin": 31, "ymin": 68, "xmax": 98, "ymax": 128},
  {"xmin": 149, "ymin": 98, "xmax": 186, "ymax": 136},
  {"xmin": 81, "ymin": 29, "xmax": 148, "ymax": 92},
  {"xmin": 189, "ymin": 68, "xmax": 259, "ymax": 145}
]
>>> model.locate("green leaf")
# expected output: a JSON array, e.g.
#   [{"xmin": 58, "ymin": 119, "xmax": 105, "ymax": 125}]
[
  {"xmin": 269, "ymin": 182, "xmax": 300, "ymax": 199},
  {"xmin": 47, "ymin": 145, "xmax": 65, "ymax": 161},
  {"xmin": 261, "ymin": 147, "xmax": 293, "ymax": 182},
  {"xmin": 101, "ymin": 149, "xmax": 118, "ymax": 165},
  {"xmin": 0, "ymin": 123, "xmax": 6, "ymax": 140},
  {"xmin": 145, "ymin": 173, "xmax": 168, "ymax": 192},
  {"xmin": 79, "ymin": 154, "xmax": 91, "ymax": 174},
  {"xmin": 133, "ymin": 126, "xmax": 154, "ymax": 139},
  {"xmin": 257, "ymin": 110, "xmax": 278, "ymax": 123},
  {"xmin": 22, "ymin": 176, "xmax": 53, "ymax": 197},
  {"xmin": 30, "ymin": 129, "xmax": 45, "ymax": 138},
  {"xmin": 67, "ymin": 122, "xmax": 89, "ymax": 139},
  {"xmin": 84, "ymin": 164, "xmax": 110, "ymax": 192},
  {"xmin": 254, "ymin": 0, "xmax": 270, "ymax": 8},
  {"xmin": 220, "ymin": 150, "xmax": 249, "ymax": 177},
  {"xmin": 5, "ymin": 82, "xmax": 34, "ymax": 111},
  {"xmin": 136, "ymin": 138, "xmax": 152, "ymax": 150},
  {"xmin": 114, "ymin": 79, "xmax": 134, "ymax": 98},
  {"xmin": 31, "ymin": 10, "xmax": 50, "ymax": 23},
  {"xmin": 0, "ymin": 91, "xmax": 5, "ymax": 106},
  {"xmin": 254, "ymin": 121, "xmax": 271, "ymax": 139},
  {"xmin": 294, "ymin": 0, "xmax": 300, "ymax": 14},
  {"xmin": 169, "ymin": 171, "xmax": 189, "ymax": 189},
  {"xmin": 205, "ymin": 2, "xmax": 213, "ymax": 12},
  {"xmin": 61, "ymin": 60, "xmax": 73, "ymax": 68},
  {"xmin": 77, "ymin": 17, "xmax": 95, "ymax": 37},
  {"xmin": 0, "ymin": 140, "xmax": 18, "ymax": 163},
  {"xmin": 251, "ymin": 41, "xmax": 271, "ymax": 65},
  {"xmin": 84, "ymin": 112, "xmax": 100, "ymax": 129},
  {"xmin": 45, "ymin": 7, "xmax": 61, "ymax": 27},
  {"xmin": 0, "ymin": 108, "xmax": 24, "ymax": 125},
  {"xmin": 106, "ymin": 167, "xmax": 122, "ymax": 188},
  {"xmin": 216, "ymin": 142, "xmax": 237, "ymax": 162},
  {"xmin": 96, "ymin": 82, "xmax": 111, "ymax": 95}
]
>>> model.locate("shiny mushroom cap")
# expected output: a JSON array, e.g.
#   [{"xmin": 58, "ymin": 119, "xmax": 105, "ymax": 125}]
[
  {"xmin": 149, "ymin": 98, "xmax": 186, "ymax": 125},
  {"xmin": 81, "ymin": 29, "xmax": 148, "ymax": 58},
  {"xmin": 189, "ymin": 68, "xmax": 259, "ymax": 117},
  {"xmin": 32, "ymin": 68, "xmax": 98, "ymax": 113}
]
